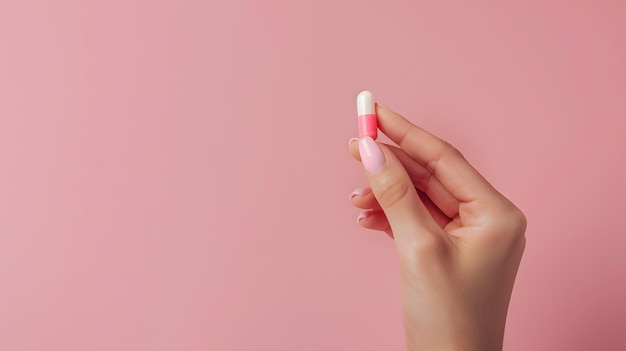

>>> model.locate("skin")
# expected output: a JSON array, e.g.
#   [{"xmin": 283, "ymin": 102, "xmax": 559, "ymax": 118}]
[{"xmin": 349, "ymin": 104, "xmax": 527, "ymax": 351}]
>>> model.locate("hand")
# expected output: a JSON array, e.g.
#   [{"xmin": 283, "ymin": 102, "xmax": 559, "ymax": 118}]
[{"xmin": 348, "ymin": 104, "xmax": 526, "ymax": 351}]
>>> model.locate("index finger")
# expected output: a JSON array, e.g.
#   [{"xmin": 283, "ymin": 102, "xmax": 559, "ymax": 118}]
[{"xmin": 375, "ymin": 103, "xmax": 499, "ymax": 203}]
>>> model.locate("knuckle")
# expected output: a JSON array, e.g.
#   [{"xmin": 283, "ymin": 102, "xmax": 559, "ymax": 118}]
[
  {"xmin": 511, "ymin": 209, "xmax": 528, "ymax": 250},
  {"xmin": 513, "ymin": 208, "xmax": 528, "ymax": 232},
  {"xmin": 518, "ymin": 232, "xmax": 527, "ymax": 253},
  {"xmin": 373, "ymin": 173, "xmax": 412, "ymax": 209},
  {"xmin": 505, "ymin": 207, "xmax": 527, "ymax": 237},
  {"xmin": 401, "ymin": 234, "xmax": 449, "ymax": 262},
  {"xmin": 490, "ymin": 206, "xmax": 528, "ymax": 247},
  {"xmin": 442, "ymin": 141, "xmax": 465, "ymax": 159}
]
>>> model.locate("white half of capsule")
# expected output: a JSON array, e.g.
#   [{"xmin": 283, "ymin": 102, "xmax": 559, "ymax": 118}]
[{"xmin": 357, "ymin": 91, "xmax": 375, "ymax": 115}]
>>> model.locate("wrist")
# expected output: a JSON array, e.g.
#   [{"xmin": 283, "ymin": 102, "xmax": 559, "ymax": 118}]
[
  {"xmin": 406, "ymin": 336, "xmax": 502, "ymax": 351},
  {"xmin": 403, "ymin": 319, "xmax": 504, "ymax": 351}
]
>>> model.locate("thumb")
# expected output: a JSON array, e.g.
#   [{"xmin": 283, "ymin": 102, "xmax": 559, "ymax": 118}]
[{"xmin": 358, "ymin": 136, "xmax": 443, "ymax": 248}]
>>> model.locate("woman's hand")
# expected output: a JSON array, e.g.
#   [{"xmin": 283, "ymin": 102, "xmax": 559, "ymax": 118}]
[{"xmin": 348, "ymin": 104, "xmax": 526, "ymax": 351}]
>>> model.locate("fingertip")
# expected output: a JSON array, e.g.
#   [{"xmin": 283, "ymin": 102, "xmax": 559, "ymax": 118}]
[
  {"xmin": 358, "ymin": 136, "xmax": 386, "ymax": 174},
  {"xmin": 356, "ymin": 209, "xmax": 391, "ymax": 232},
  {"xmin": 349, "ymin": 186, "xmax": 372, "ymax": 201},
  {"xmin": 350, "ymin": 187, "xmax": 381, "ymax": 210},
  {"xmin": 356, "ymin": 209, "xmax": 373, "ymax": 224},
  {"xmin": 348, "ymin": 138, "xmax": 361, "ymax": 161},
  {"xmin": 374, "ymin": 102, "xmax": 392, "ymax": 118}
]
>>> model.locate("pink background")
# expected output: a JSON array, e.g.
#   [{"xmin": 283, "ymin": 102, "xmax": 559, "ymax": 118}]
[{"xmin": 1, "ymin": 0, "xmax": 625, "ymax": 350}]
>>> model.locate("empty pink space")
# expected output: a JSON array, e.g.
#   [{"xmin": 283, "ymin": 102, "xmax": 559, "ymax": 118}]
[{"xmin": 1, "ymin": 0, "xmax": 625, "ymax": 350}]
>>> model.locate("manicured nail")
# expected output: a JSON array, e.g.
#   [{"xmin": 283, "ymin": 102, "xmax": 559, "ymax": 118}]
[
  {"xmin": 348, "ymin": 137, "xmax": 359, "ymax": 147},
  {"xmin": 357, "ymin": 210, "xmax": 372, "ymax": 224},
  {"xmin": 358, "ymin": 136, "xmax": 386, "ymax": 173},
  {"xmin": 349, "ymin": 187, "xmax": 371, "ymax": 200}
]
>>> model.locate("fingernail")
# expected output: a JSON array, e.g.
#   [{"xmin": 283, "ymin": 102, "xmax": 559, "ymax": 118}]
[
  {"xmin": 348, "ymin": 137, "xmax": 359, "ymax": 147},
  {"xmin": 357, "ymin": 210, "xmax": 371, "ymax": 224},
  {"xmin": 375, "ymin": 102, "xmax": 387, "ymax": 110},
  {"xmin": 349, "ymin": 187, "xmax": 371, "ymax": 200},
  {"xmin": 358, "ymin": 136, "xmax": 386, "ymax": 173}
]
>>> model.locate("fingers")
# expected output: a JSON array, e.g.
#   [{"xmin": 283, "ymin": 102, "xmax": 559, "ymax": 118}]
[
  {"xmin": 356, "ymin": 209, "xmax": 391, "ymax": 233},
  {"xmin": 349, "ymin": 139, "xmax": 460, "ymax": 218},
  {"xmin": 350, "ymin": 186, "xmax": 452, "ymax": 230},
  {"xmin": 357, "ymin": 137, "xmax": 447, "ymax": 249},
  {"xmin": 375, "ymin": 104, "xmax": 500, "ymax": 203},
  {"xmin": 349, "ymin": 187, "xmax": 380, "ymax": 210}
]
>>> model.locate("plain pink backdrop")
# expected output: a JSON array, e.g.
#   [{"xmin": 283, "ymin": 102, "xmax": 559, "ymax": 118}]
[{"xmin": 1, "ymin": 0, "xmax": 625, "ymax": 350}]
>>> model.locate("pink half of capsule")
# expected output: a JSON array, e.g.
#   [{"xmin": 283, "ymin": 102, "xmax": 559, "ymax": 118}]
[{"xmin": 357, "ymin": 91, "xmax": 378, "ymax": 139}]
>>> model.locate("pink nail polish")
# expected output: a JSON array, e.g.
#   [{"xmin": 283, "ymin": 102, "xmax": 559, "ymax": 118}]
[
  {"xmin": 357, "ymin": 211, "xmax": 370, "ymax": 223},
  {"xmin": 358, "ymin": 136, "xmax": 386, "ymax": 173},
  {"xmin": 349, "ymin": 187, "xmax": 371, "ymax": 200},
  {"xmin": 348, "ymin": 137, "xmax": 359, "ymax": 147}
]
